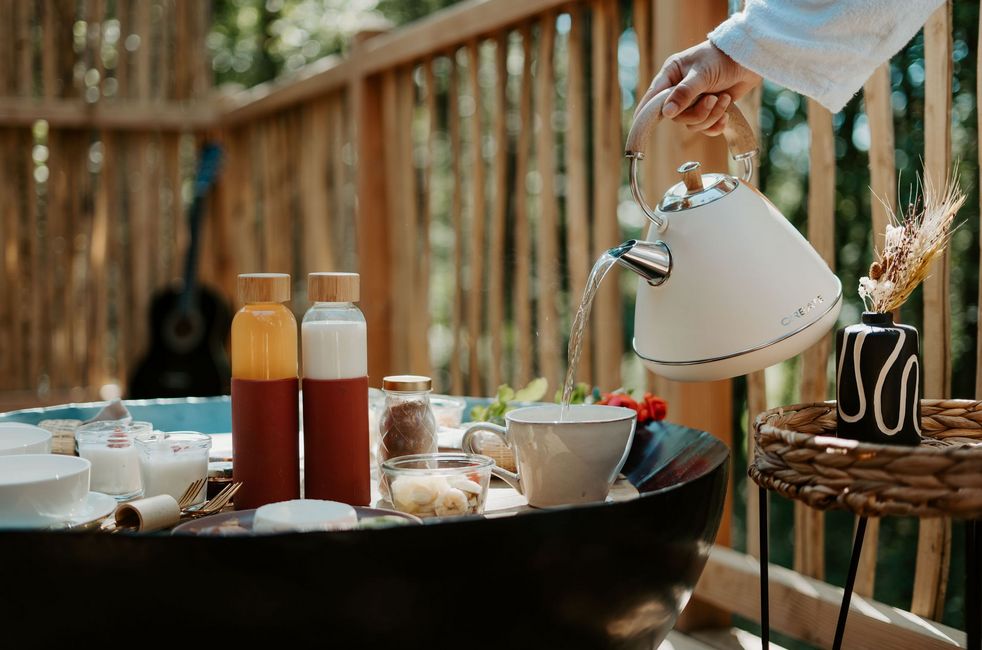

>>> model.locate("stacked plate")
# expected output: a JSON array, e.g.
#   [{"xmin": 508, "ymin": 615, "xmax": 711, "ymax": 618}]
[{"xmin": 0, "ymin": 422, "xmax": 52, "ymax": 456}]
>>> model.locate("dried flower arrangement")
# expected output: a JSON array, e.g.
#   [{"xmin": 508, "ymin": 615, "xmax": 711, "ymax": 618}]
[{"xmin": 858, "ymin": 173, "xmax": 966, "ymax": 313}]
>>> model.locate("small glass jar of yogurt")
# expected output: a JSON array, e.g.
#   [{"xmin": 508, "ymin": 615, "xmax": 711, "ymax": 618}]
[
  {"xmin": 135, "ymin": 431, "xmax": 211, "ymax": 507},
  {"xmin": 75, "ymin": 420, "xmax": 152, "ymax": 500}
]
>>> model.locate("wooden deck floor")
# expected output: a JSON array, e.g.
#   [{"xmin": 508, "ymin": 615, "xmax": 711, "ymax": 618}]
[{"xmin": 663, "ymin": 628, "xmax": 786, "ymax": 650}]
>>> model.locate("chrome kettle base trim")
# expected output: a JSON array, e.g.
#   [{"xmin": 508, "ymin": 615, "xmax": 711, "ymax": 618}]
[{"xmin": 632, "ymin": 289, "xmax": 842, "ymax": 367}]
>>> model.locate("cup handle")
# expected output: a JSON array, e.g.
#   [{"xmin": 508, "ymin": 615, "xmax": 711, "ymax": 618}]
[{"xmin": 461, "ymin": 422, "xmax": 521, "ymax": 494}]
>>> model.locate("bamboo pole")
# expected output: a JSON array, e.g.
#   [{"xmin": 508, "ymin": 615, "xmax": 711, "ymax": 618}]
[
  {"xmin": 630, "ymin": 0, "xmax": 650, "ymax": 393},
  {"xmin": 513, "ymin": 25, "xmax": 534, "ymax": 386},
  {"xmin": 331, "ymin": 93, "xmax": 351, "ymax": 269},
  {"xmin": 740, "ymin": 76, "xmax": 765, "ymax": 559},
  {"xmin": 16, "ymin": 0, "xmax": 33, "ymax": 97},
  {"xmin": 421, "ymin": 60, "xmax": 438, "ymax": 383},
  {"xmin": 134, "ymin": 0, "xmax": 151, "ymax": 101},
  {"xmin": 466, "ymin": 41, "xmax": 487, "ymax": 395},
  {"xmin": 401, "ymin": 66, "xmax": 425, "ymax": 376},
  {"xmin": 564, "ymin": 5, "xmax": 591, "ymax": 384},
  {"xmin": 157, "ymin": 0, "xmax": 173, "ymax": 101},
  {"xmin": 590, "ymin": 0, "xmax": 622, "ymax": 391},
  {"xmin": 448, "ymin": 56, "xmax": 464, "ymax": 393},
  {"xmin": 89, "ymin": 130, "xmax": 111, "ymax": 389},
  {"xmin": 163, "ymin": 135, "xmax": 182, "ymax": 283},
  {"xmin": 651, "ymin": 0, "xmax": 733, "ymax": 631},
  {"xmin": 4, "ymin": 130, "xmax": 21, "ymax": 387},
  {"xmin": 534, "ymin": 15, "xmax": 559, "ymax": 393},
  {"xmin": 300, "ymin": 98, "xmax": 335, "ymax": 276},
  {"xmin": 354, "ymin": 35, "xmax": 394, "ymax": 386},
  {"xmin": 487, "ymin": 39, "xmax": 508, "ymax": 391},
  {"xmin": 855, "ymin": 61, "xmax": 896, "ymax": 599},
  {"xmin": 794, "ymin": 102, "xmax": 835, "ymax": 581},
  {"xmin": 913, "ymin": 0, "xmax": 953, "ymax": 621}
]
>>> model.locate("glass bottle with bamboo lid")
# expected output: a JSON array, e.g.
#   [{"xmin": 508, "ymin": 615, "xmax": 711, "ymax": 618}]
[
  {"xmin": 230, "ymin": 272, "xmax": 301, "ymax": 510},
  {"xmin": 231, "ymin": 273, "xmax": 297, "ymax": 380},
  {"xmin": 379, "ymin": 375, "xmax": 438, "ymax": 464},
  {"xmin": 301, "ymin": 272, "xmax": 370, "ymax": 505}
]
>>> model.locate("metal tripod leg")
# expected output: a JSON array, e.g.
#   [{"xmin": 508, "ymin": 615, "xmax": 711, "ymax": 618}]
[
  {"xmin": 832, "ymin": 516, "xmax": 868, "ymax": 650},
  {"xmin": 759, "ymin": 486, "xmax": 769, "ymax": 649},
  {"xmin": 968, "ymin": 520, "xmax": 980, "ymax": 650}
]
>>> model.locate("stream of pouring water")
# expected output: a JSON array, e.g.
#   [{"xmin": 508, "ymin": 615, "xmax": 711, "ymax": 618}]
[{"xmin": 560, "ymin": 250, "xmax": 620, "ymax": 419}]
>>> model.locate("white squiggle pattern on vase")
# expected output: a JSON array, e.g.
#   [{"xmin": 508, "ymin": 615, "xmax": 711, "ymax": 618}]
[
  {"xmin": 837, "ymin": 329, "xmax": 869, "ymax": 423},
  {"xmin": 836, "ymin": 325, "xmax": 921, "ymax": 436}
]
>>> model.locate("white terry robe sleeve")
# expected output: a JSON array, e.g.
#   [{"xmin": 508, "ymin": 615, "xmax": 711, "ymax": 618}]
[{"xmin": 708, "ymin": 0, "xmax": 945, "ymax": 113}]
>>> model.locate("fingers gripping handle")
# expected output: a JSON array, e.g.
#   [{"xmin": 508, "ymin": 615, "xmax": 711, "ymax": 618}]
[{"xmin": 625, "ymin": 88, "xmax": 759, "ymax": 164}]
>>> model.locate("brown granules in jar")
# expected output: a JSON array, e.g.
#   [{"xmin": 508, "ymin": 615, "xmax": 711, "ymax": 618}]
[{"xmin": 379, "ymin": 400, "xmax": 436, "ymax": 462}]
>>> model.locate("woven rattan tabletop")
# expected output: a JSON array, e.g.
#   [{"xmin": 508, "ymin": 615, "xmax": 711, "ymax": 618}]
[{"xmin": 751, "ymin": 399, "xmax": 982, "ymax": 518}]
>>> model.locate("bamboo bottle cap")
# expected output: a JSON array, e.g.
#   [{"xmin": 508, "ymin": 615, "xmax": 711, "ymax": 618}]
[
  {"xmin": 308, "ymin": 272, "xmax": 360, "ymax": 303},
  {"xmin": 238, "ymin": 273, "xmax": 291, "ymax": 303}
]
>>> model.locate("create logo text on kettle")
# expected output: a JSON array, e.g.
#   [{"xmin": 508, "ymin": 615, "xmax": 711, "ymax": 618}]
[{"xmin": 781, "ymin": 295, "xmax": 824, "ymax": 327}]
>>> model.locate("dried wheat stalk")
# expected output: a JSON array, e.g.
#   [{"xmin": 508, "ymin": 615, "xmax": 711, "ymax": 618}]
[{"xmin": 859, "ymin": 172, "xmax": 965, "ymax": 313}]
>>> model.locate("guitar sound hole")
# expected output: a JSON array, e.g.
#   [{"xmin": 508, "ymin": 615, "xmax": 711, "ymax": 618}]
[
  {"xmin": 164, "ymin": 309, "xmax": 205, "ymax": 354},
  {"xmin": 174, "ymin": 317, "xmax": 193, "ymax": 339}
]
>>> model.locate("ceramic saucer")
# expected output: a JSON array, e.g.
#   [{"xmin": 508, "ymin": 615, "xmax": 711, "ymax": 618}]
[
  {"xmin": 172, "ymin": 506, "xmax": 420, "ymax": 536},
  {"xmin": 47, "ymin": 491, "xmax": 117, "ymax": 530}
]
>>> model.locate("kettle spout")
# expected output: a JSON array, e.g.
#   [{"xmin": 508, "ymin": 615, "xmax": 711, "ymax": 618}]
[{"xmin": 609, "ymin": 240, "xmax": 672, "ymax": 286}]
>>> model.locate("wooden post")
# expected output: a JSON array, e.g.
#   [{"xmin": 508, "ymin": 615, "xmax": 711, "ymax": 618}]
[
  {"xmin": 739, "ymin": 77, "xmax": 765, "ymax": 559},
  {"xmin": 354, "ymin": 30, "xmax": 394, "ymax": 388},
  {"xmin": 855, "ymin": 62, "xmax": 896, "ymax": 599},
  {"xmin": 649, "ymin": 0, "xmax": 732, "ymax": 516},
  {"xmin": 513, "ymin": 25, "xmax": 533, "ymax": 386},
  {"xmin": 565, "ymin": 6, "xmax": 591, "ymax": 384},
  {"xmin": 488, "ymin": 39, "xmax": 508, "ymax": 390},
  {"xmin": 534, "ymin": 16, "xmax": 559, "ymax": 394},
  {"xmin": 449, "ymin": 53, "xmax": 465, "ymax": 393},
  {"xmin": 466, "ymin": 40, "xmax": 487, "ymax": 395},
  {"xmin": 649, "ymin": 0, "xmax": 733, "ymax": 633},
  {"xmin": 913, "ymin": 0, "xmax": 953, "ymax": 621},
  {"xmin": 794, "ymin": 102, "xmax": 835, "ymax": 581},
  {"xmin": 590, "ymin": 0, "xmax": 622, "ymax": 391}
]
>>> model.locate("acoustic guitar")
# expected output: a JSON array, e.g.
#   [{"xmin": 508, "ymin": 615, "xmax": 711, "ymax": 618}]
[{"xmin": 128, "ymin": 143, "xmax": 232, "ymax": 399}]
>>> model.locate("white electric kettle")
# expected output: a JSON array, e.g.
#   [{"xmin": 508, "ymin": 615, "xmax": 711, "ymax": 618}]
[{"xmin": 613, "ymin": 89, "xmax": 842, "ymax": 382}]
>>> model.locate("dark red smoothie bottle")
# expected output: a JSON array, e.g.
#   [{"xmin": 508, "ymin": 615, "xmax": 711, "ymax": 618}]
[
  {"xmin": 301, "ymin": 273, "xmax": 370, "ymax": 505},
  {"xmin": 231, "ymin": 273, "xmax": 300, "ymax": 510}
]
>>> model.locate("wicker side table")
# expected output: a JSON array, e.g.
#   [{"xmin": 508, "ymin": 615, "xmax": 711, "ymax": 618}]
[{"xmin": 751, "ymin": 399, "xmax": 982, "ymax": 650}]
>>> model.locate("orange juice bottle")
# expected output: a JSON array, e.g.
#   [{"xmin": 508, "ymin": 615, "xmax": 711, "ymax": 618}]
[{"xmin": 230, "ymin": 273, "xmax": 300, "ymax": 509}]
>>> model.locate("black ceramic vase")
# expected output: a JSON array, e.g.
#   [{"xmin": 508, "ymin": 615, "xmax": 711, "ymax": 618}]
[{"xmin": 835, "ymin": 311, "xmax": 921, "ymax": 446}]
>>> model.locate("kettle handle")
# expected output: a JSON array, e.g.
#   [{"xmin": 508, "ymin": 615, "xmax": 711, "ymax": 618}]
[
  {"xmin": 625, "ymin": 88, "xmax": 759, "ymax": 232},
  {"xmin": 625, "ymin": 88, "xmax": 759, "ymax": 171}
]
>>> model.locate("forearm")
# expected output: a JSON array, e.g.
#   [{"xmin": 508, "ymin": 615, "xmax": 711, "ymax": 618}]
[{"xmin": 708, "ymin": 0, "xmax": 944, "ymax": 112}]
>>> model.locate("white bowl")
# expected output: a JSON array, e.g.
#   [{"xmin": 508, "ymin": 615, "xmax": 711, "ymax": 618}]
[
  {"xmin": 0, "ymin": 423, "xmax": 52, "ymax": 455},
  {"xmin": 0, "ymin": 455, "xmax": 92, "ymax": 529},
  {"xmin": 253, "ymin": 499, "xmax": 358, "ymax": 534}
]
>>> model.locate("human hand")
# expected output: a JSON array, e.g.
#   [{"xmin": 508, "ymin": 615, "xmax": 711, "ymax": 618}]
[{"xmin": 636, "ymin": 40, "xmax": 760, "ymax": 136}]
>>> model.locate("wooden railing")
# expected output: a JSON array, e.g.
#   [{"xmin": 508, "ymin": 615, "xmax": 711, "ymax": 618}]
[{"xmin": 0, "ymin": 0, "xmax": 974, "ymax": 647}]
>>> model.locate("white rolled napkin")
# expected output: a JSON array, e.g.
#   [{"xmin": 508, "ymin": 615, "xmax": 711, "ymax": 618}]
[{"xmin": 115, "ymin": 495, "xmax": 181, "ymax": 532}]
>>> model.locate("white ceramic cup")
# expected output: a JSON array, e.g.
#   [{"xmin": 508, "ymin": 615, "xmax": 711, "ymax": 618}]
[
  {"xmin": 0, "ymin": 423, "xmax": 52, "ymax": 455},
  {"xmin": 461, "ymin": 404, "xmax": 637, "ymax": 508},
  {"xmin": 0, "ymin": 455, "xmax": 92, "ymax": 528}
]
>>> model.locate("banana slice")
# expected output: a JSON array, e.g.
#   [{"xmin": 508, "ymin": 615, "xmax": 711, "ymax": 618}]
[
  {"xmin": 392, "ymin": 476, "xmax": 440, "ymax": 510},
  {"xmin": 435, "ymin": 487, "xmax": 469, "ymax": 516},
  {"xmin": 449, "ymin": 478, "xmax": 482, "ymax": 495}
]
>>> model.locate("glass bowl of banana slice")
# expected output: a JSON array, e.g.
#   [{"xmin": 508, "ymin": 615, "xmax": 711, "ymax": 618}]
[{"xmin": 381, "ymin": 453, "xmax": 493, "ymax": 519}]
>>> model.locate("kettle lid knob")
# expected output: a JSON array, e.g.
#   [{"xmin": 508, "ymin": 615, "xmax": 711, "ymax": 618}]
[{"xmin": 677, "ymin": 161, "xmax": 704, "ymax": 192}]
